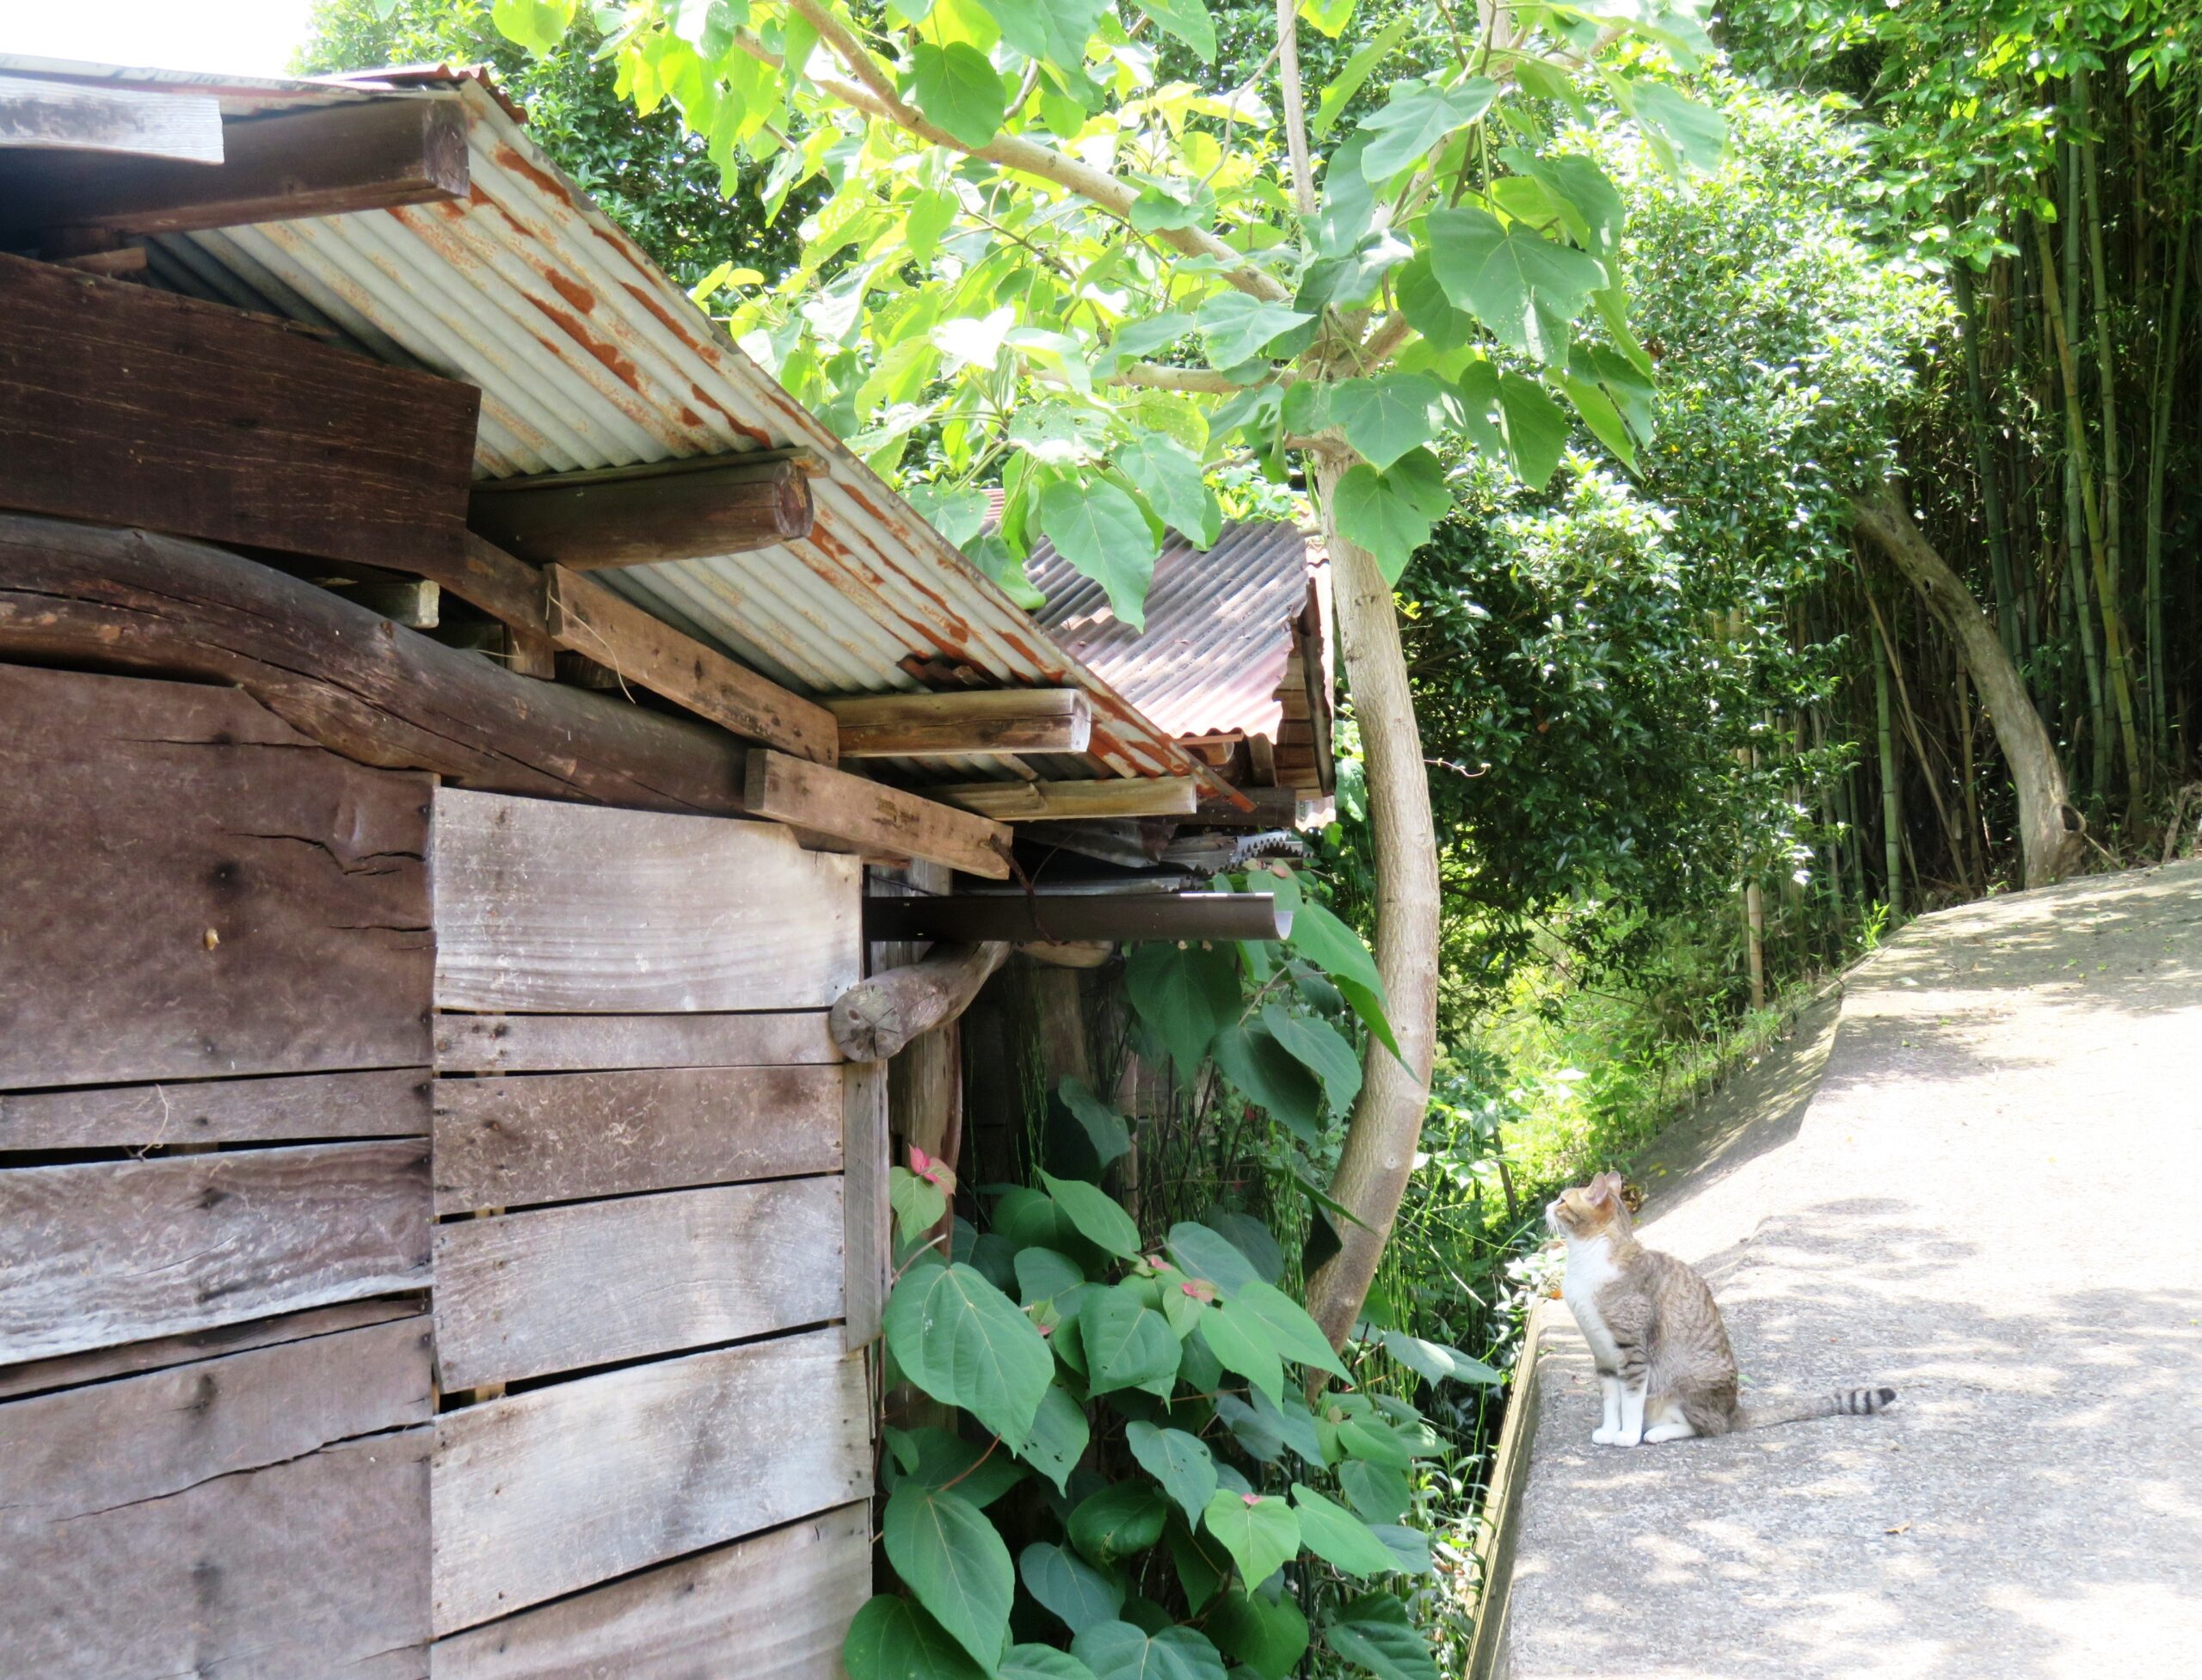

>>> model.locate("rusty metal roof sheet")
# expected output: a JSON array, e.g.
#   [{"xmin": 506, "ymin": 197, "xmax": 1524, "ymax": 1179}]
[
  {"xmin": 0, "ymin": 56, "xmax": 1211, "ymax": 791},
  {"xmin": 1027, "ymin": 523, "xmax": 1323, "ymax": 743}
]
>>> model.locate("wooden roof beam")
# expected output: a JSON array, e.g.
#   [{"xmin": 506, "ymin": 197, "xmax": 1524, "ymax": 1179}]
[
  {"xmin": 747, "ymin": 751, "xmax": 1014, "ymax": 880},
  {"xmin": 864, "ymin": 892, "xmax": 1290, "ymax": 945},
  {"xmin": 932, "ymin": 777, "xmax": 1201, "ymax": 821},
  {"xmin": 0, "ymin": 74, "xmax": 223, "ymax": 163},
  {"xmin": 0, "ymin": 93, "xmax": 469, "ymax": 241},
  {"xmin": 468, "ymin": 454, "xmax": 818, "ymax": 569},
  {"xmin": 827, "ymin": 688, "xmax": 1092, "ymax": 758}
]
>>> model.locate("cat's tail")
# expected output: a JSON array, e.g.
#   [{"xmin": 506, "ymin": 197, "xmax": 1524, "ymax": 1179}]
[{"xmin": 1735, "ymin": 1386, "xmax": 1897, "ymax": 1430}]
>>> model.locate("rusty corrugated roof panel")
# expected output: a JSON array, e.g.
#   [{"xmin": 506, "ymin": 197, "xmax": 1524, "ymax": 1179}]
[
  {"xmin": 0, "ymin": 55, "xmax": 1215, "ymax": 792},
  {"xmin": 1027, "ymin": 523, "xmax": 1322, "ymax": 744}
]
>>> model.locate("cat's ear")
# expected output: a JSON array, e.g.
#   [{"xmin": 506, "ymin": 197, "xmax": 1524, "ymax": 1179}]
[{"xmin": 1590, "ymin": 1172, "xmax": 1625, "ymax": 1204}]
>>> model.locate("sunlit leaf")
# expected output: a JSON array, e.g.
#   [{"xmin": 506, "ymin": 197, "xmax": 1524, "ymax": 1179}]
[
  {"xmin": 911, "ymin": 41, "xmax": 1007, "ymax": 150},
  {"xmin": 1200, "ymin": 1489, "xmax": 1301, "ymax": 1588}
]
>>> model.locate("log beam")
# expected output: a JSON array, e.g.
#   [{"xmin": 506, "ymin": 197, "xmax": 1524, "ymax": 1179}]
[
  {"xmin": 0, "ymin": 94, "xmax": 469, "ymax": 239},
  {"xmin": 828, "ymin": 688, "xmax": 1092, "ymax": 758},
  {"xmin": 932, "ymin": 776, "xmax": 1201, "ymax": 820},
  {"xmin": 0, "ymin": 514, "xmax": 750, "ymax": 817},
  {"xmin": 830, "ymin": 943, "xmax": 1012, "ymax": 1062},
  {"xmin": 864, "ymin": 892, "xmax": 1289, "ymax": 945},
  {"xmin": 746, "ymin": 751, "xmax": 1014, "ymax": 880},
  {"xmin": 468, "ymin": 455, "xmax": 816, "ymax": 569}
]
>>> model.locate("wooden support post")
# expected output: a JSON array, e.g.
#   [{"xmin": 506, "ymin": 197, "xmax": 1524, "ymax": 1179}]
[
  {"xmin": 0, "ymin": 74, "xmax": 223, "ymax": 161},
  {"xmin": 746, "ymin": 751, "xmax": 1014, "ymax": 880},
  {"xmin": 827, "ymin": 689, "xmax": 1092, "ymax": 758},
  {"xmin": 0, "ymin": 93, "xmax": 469, "ymax": 239},
  {"xmin": 932, "ymin": 777, "xmax": 1201, "ymax": 820},
  {"xmin": 830, "ymin": 944, "xmax": 1011, "ymax": 1062},
  {"xmin": 544, "ymin": 563, "xmax": 840, "ymax": 764},
  {"xmin": 469, "ymin": 455, "xmax": 816, "ymax": 569}
]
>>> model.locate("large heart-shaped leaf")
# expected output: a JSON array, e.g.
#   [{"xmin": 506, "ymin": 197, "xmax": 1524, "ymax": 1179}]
[
  {"xmin": 1428, "ymin": 205, "xmax": 1607, "ymax": 364},
  {"xmin": 1015, "ymin": 1382, "xmax": 1092, "ymax": 1492},
  {"xmin": 1196, "ymin": 1303, "xmax": 1282, "ymax": 1406},
  {"xmin": 1283, "ymin": 899, "xmax": 1399, "ymax": 1057},
  {"xmin": 1205, "ymin": 1589, "xmax": 1310, "ymax": 1680},
  {"xmin": 1201, "ymin": 1490, "xmax": 1301, "ymax": 1588},
  {"xmin": 883, "ymin": 1484, "xmax": 1014, "ymax": 1671},
  {"xmin": 1166, "ymin": 1222, "xmax": 1265, "ymax": 1295},
  {"xmin": 1321, "ymin": 1593, "xmax": 1440, "ymax": 1680},
  {"xmin": 1334, "ymin": 374, "xmax": 1454, "ymax": 473},
  {"xmin": 1129, "ymin": 0, "xmax": 1215, "ymax": 59},
  {"xmin": 1496, "ymin": 372, "xmax": 1568, "ymax": 489},
  {"xmin": 1330, "ymin": 449, "xmax": 1451, "ymax": 584},
  {"xmin": 1068, "ymin": 1482, "xmax": 1170, "ymax": 1566},
  {"xmin": 489, "ymin": 0, "xmax": 575, "ymax": 56},
  {"xmin": 1125, "ymin": 1421, "xmax": 1218, "ymax": 1525},
  {"xmin": 1036, "ymin": 478, "xmax": 1159, "ymax": 631},
  {"xmin": 1369, "ymin": 1523, "xmax": 1434, "ymax": 1574},
  {"xmin": 891, "ymin": 1426, "xmax": 1028, "ymax": 1508},
  {"xmin": 1289, "ymin": 1484, "xmax": 1399, "ymax": 1577},
  {"xmin": 1357, "ymin": 77, "xmax": 1498, "ymax": 181},
  {"xmin": 1230, "ymin": 1281, "xmax": 1350, "ymax": 1378},
  {"xmin": 1082, "ymin": 1284, "xmax": 1181, "ymax": 1396},
  {"xmin": 1043, "ymin": 1171, "xmax": 1143, "ymax": 1258},
  {"xmin": 1072, "ymin": 1621, "xmax": 1227, "ymax": 1680},
  {"xmin": 1336, "ymin": 1457, "xmax": 1412, "ymax": 1523},
  {"xmin": 910, "ymin": 41, "xmax": 1007, "ymax": 150},
  {"xmin": 979, "ymin": 0, "xmax": 1110, "ymax": 71},
  {"xmin": 1632, "ymin": 80, "xmax": 1727, "ymax": 173},
  {"xmin": 1016, "ymin": 1246, "xmax": 1087, "ymax": 1307},
  {"xmin": 1197, "ymin": 293, "xmax": 1313, "ymax": 369},
  {"xmin": 1020, "ymin": 1540, "xmax": 1125, "ymax": 1634},
  {"xmin": 884, "ymin": 1262, "xmax": 1054, "ymax": 1446},
  {"xmin": 1058, "ymin": 1077, "xmax": 1134, "ymax": 1167},
  {"xmin": 1115, "ymin": 434, "xmax": 1221, "ymax": 547},
  {"xmin": 1001, "ymin": 1646, "xmax": 1102, "ymax": 1680},
  {"xmin": 1125, "ymin": 942, "xmax": 1241, "ymax": 1082},
  {"xmin": 1211, "ymin": 1022, "xmax": 1323, "ymax": 1145},
  {"xmin": 1381, "ymin": 1328, "xmax": 1503, "ymax": 1385},
  {"xmin": 1260, "ymin": 1006, "xmax": 1362, "ymax": 1116},
  {"xmin": 842, "ymin": 1593, "xmax": 989, "ymax": 1680}
]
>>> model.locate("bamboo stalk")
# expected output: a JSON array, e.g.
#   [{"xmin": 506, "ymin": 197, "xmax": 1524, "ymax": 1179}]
[
  {"xmin": 1953, "ymin": 259, "xmax": 2021, "ymax": 660},
  {"xmin": 1873, "ymin": 617, "xmax": 1903, "ymax": 918},
  {"xmin": 2142, "ymin": 144, "xmax": 2196, "ymax": 760}
]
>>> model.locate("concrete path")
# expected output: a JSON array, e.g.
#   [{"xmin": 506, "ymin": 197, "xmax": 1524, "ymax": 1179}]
[{"xmin": 1501, "ymin": 862, "xmax": 2202, "ymax": 1680}]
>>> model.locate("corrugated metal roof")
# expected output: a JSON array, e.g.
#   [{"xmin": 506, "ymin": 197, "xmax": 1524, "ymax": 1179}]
[
  {"xmin": 0, "ymin": 56, "xmax": 1215, "ymax": 792},
  {"xmin": 1028, "ymin": 523, "xmax": 1322, "ymax": 742}
]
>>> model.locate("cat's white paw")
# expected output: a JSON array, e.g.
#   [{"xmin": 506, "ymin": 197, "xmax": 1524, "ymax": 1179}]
[
  {"xmin": 1590, "ymin": 1426, "xmax": 1619, "ymax": 1445},
  {"xmin": 1613, "ymin": 1429, "xmax": 1644, "ymax": 1448},
  {"xmin": 1643, "ymin": 1422, "xmax": 1695, "ymax": 1444}
]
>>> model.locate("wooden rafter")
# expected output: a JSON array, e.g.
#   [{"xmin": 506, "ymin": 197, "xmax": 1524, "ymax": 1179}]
[
  {"xmin": 930, "ymin": 777, "xmax": 1201, "ymax": 820},
  {"xmin": 468, "ymin": 454, "xmax": 818, "ymax": 569},
  {"xmin": 827, "ymin": 688, "xmax": 1092, "ymax": 758},
  {"xmin": 746, "ymin": 751, "xmax": 1013, "ymax": 880}
]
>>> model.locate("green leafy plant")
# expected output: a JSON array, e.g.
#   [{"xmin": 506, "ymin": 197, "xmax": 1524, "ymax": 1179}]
[{"xmin": 855, "ymin": 868, "xmax": 1497, "ymax": 1677}]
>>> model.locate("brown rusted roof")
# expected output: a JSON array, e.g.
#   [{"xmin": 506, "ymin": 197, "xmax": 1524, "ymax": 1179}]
[{"xmin": 1027, "ymin": 523, "xmax": 1328, "ymax": 748}]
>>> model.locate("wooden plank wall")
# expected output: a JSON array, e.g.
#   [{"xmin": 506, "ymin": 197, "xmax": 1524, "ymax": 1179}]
[
  {"xmin": 0, "ymin": 664, "xmax": 438, "ymax": 1677},
  {"xmin": 425, "ymin": 787, "xmax": 879, "ymax": 1671}
]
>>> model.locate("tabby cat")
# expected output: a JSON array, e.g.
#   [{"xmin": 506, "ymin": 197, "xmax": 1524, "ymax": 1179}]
[{"xmin": 1547, "ymin": 1172, "xmax": 1896, "ymax": 1446}]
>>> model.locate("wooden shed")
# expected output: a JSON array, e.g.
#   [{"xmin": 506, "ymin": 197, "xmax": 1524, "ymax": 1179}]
[{"xmin": 0, "ymin": 56, "xmax": 1289, "ymax": 1679}]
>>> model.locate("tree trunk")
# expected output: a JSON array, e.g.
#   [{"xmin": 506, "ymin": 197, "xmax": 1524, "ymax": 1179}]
[
  {"xmin": 1851, "ymin": 482, "xmax": 2079, "ymax": 889},
  {"xmin": 1873, "ymin": 617, "xmax": 1903, "ymax": 916},
  {"xmin": 1302, "ymin": 453, "xmax": 1441, "ymax": 1350}
]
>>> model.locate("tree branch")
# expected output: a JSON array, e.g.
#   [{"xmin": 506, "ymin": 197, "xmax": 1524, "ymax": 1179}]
[
  {"xmin": 1276, "ymin": 0, "xmax": 1319, "ymax": 217},
  {"xmin": 753, "ymin": 7, "xmax": 1292, "ymax": 303}
]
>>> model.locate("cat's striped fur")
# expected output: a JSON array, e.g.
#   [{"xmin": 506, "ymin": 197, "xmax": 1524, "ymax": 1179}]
[{"xmin": 1548, "ymin": 1172, "xmax": 1897, "ymax": 1447}]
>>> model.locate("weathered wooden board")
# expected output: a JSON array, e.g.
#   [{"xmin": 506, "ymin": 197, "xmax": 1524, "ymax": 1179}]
[
  {"xmin": 0, "ymin": 251, "xmax": 478, "ymax": 569},
  {"xmin": 0, "ymin": 1297, "xmax": 421, "ymax": 1404},
  {"xmin": 432, "ymin": 1327, "xmax": 870, "ymax": 1634},
  {"xmin": 0, "ymin": 1068, "xmax": 431, "ymax": 1153},
  {"xmin": 0, "ymin": 1141, "xmax": 431, "ymax": 1364},
  {"xmin": 431, "ymin": 788, "xmax": 862, "ymax": 1014},
  {"xmin": 0, "ymin": 515, "xmax": 753, "ymax": 820},
  {"xmin": 0, "ymin": 73, "xmax": 224, "ymax": 160},
  {"xmin": 0, "ymin": 663, "xmax": 433, "ymax": 1090},
  {"xmin": 3, "ymin": 1427, "xmax": 432, "ymax": 1679},
  {"xmin": 0, "ymin": 1318, "xmax": 433, "ymax": 1679},
  {"xmin": 434, "ymin": 1011, "xmax": 842, "ymax": 1073},
  {"xmin": 431, "ymin": 1503, "xmax": 870, "ymax": 1680},
  {"xmin": 745, "ymin": 748, "xmax": 1014, "ymax": 879},
  {"xmin": 843, "ymin": 1061, "xmax": 890, "ymax": 1354},
  {"xmin": 432, "ymin": 1065, "xmax": 842, "ymax": 1213},
  {"xmin": 434, "ymin": 1177, "xmax": 845, "ymax": 1389},
  {"xmin": 0, "ymin": 1314, "xmax": 432, "ymax": 1522},
  {"xmin": 829, "ymin": 687, "xmax": 1092, "ymax": 758}
]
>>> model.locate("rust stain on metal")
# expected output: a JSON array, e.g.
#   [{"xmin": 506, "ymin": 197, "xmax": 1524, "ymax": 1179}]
[
  {"xmin": 526, "ymin": 295, "xmax": 642, "ymax": 389},
  {"xmin": 492, "ymin": 141, "xmax": 577, "ymax": 206},
  {"xmin": 546, "ymin": 268, "xmax": 596, "ymax": 315}
]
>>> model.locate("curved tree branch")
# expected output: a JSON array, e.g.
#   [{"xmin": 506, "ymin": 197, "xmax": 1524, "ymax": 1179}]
[{"xmin": 1276, "ymin": 0, "xmax": 1319, "ymax": 217}]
